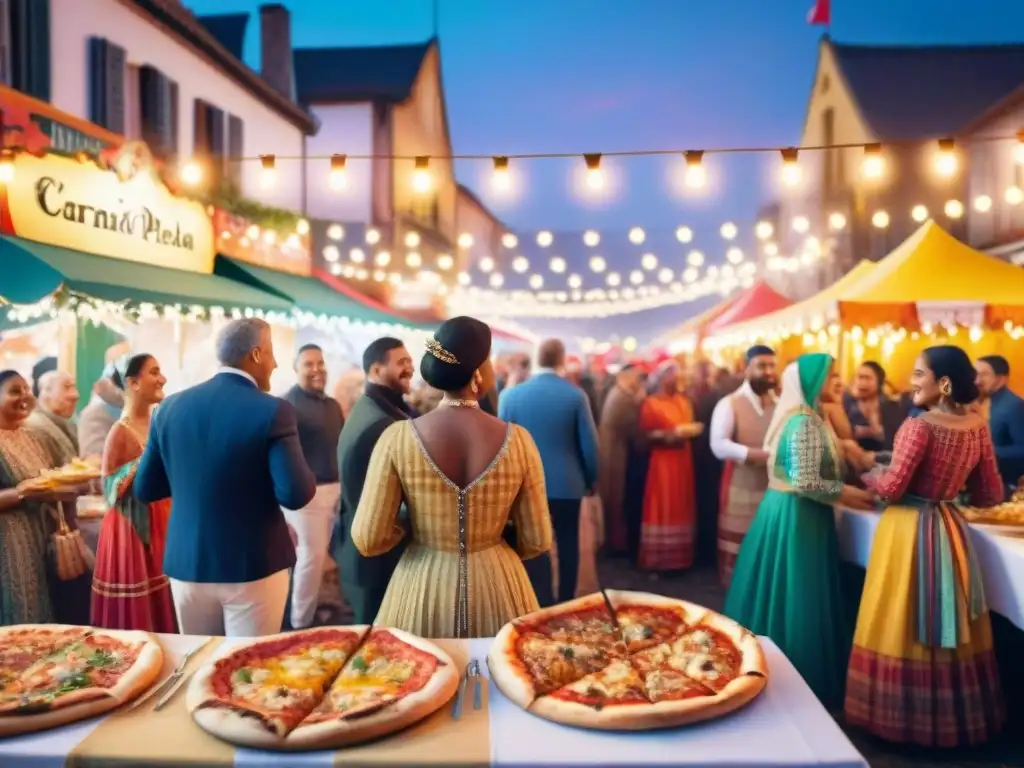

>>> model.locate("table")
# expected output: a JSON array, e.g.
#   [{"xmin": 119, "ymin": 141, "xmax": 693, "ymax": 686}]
[
  {"xmin": 836, "ymin": 506, "xmax": 1024, "ymax": 630},
  {"xmin": 0, "ymin": 634, "xmax": 868, "ymax": 768}
]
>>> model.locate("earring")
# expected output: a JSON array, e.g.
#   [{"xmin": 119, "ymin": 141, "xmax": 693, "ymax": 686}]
[
  {"xmin": 940, "ymin": 379, "xmax": 952, "ymax": 397},
  {"xmin": 471, "ymin": 380, "xmax": 479, "ymax": 394}
]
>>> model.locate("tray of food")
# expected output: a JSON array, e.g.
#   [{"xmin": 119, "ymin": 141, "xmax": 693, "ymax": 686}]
[
  {"xmin": 961, "ymin": 501, "xmax": 1024, "ymax": 535},
  {"xmin": 21, "ymin": 459, "xmax": 101, "ymax": 493},
  {"xmin": 488, "ymin": 591, "xmax": 766, "ymax": 731}
]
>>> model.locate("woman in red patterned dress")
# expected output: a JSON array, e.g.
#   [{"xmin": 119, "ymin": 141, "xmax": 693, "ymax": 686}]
[
  {"xmin": 637, "ymin": 361, "xmax": 698, "ymax": 572},
  {"xmin": 90, "ymin": 354, "xmax": 177, "ymax": 632},
  {"xmin": 845, "ymin": 345, "xmax": 1005, "ymax": 746}
]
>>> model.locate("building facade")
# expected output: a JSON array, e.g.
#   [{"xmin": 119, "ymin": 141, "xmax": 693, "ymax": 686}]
[
  {"xmin": 0, "ymin": 0, "xmax": 316, "ymax": 211},
  {"xmin": 780, "ymin": 37, "xmax": 1024, "ymax": 297}
]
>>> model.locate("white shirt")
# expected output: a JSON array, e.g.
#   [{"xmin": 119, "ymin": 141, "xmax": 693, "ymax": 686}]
[
  {"xmin": 217, "ymin": 366, "xmax": 258, "ymax": 387},
  {"xmin": 709, "ymin": 380, "xmax": 776, "ymax": 463}
]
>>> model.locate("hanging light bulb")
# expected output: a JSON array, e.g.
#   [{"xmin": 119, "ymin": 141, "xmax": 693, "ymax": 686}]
[
  {"xmin": 1006, "ymin": 186, "xmax": 1024, "ymax": 205},
  {"xmin": 583, "ymin": 230, "xmax": 600, "ymax": 247},
  {"xmin": 683, "ymin": 150, "xmax": 707, "ymax": 189},
  {"xmin": 911, "ymin": 204, "xmax": 929, "ymax": 222},
  {"xmin": 536, "ymin": 231, "xmax": 553, "ymax": 247},
  {"xmin": 934, "ymin": 139, "xmax": 958, "ymax": 178},
  {"xmin": 628, "ymin": 227, "xmax": 645, "ymax": 244},
  {"xmin": 755, "ymin": 220, "xmax": 774, "ymax": 240},
  {"xmin": 549, "ymin": 256, "xmax": 567, "ymax": 273},
  {"xmin": 567, "ymin": 274, "xmax": 582, "ymax": 289},
  {"xmin": 973, "ymin": 194, "xmax": 993, "ymax": 213},
  {"xmin": 606, "ymin": 272, "xmax": 621, "ymax": 287},
  {"xmin": 871, "ymin": 210, "xmax": 890, "ymax": 229},
  {"xmin": 512, "ymin": 256, "xmax": 529, "ymax": 273},
  {"xmin": 329, "ymin": 154, "xmax": 348, "ymax": 191},
  {"xmin": 479, "ymin": 256, "xmax": 495, "ymax": 273},
  {"xmin": 502, "ymin": 233, "xmax": 518, "ymax": 249},
  {"xmin": 412, "ymin": 156, "xmax": 432, "ymax": 193},
  {"xmin": 405, "ymin": 251, "xmax": 422, "ymax": 268},
  {"xmin": 779, "ymin": 148, "xmax": 801, "ymax": 187},
  {"xmin": 457, "ymin": 233, "xmax": 474, "ymax": 249},
  {"xmin": 828, "ymin": 212, "xmax": 847, "ymax": 231},
  {"xmin": 720, "ymin": 222, "xmax": 738, "ymax": 240},
  {"xmin": 675, "ymin": 226, "xmax": 693, "ymax": 243},
  {"xmin": 489, "ymin": 273, "xmax": 504, "ymax": 288},
  {"xmin": 687, "ymin": 250, "xmax": 704, "ymax": 267},
  {"xmin": 944, "ymin": 199, "xmax": 965, "ymax": 219},
  {"xmin": 640, "ymin": 253, "xmax": 658, "ymax": 270},
  {"xmin": 491, "ymin": 156, "xmax": 511, "ymax": 191},
  {"xmin": 589, "ymin": 255, "xmax": 606, "ymax": 273},
  {"xmin": 529, "ymin": 274, "xmax": 544, "ymax": 290},
  {"xmin": 583, "ymin": 153, "xmax": 604, "ymax": 191},
  {"xmin": 365, "ymin": 228, "xmax": 380, "ymax": 245},
  {"xmin": 792, "ymin": 216, "xmax": 810, "ymax": 233},
  {"xmin": 259, "ymin": 155, "xmax": 276, "ymax": 189},
  {"xmin": 179, "ymin": 159, "xmax": 203, "ymax": 186},
  {"xmin": 436, "ymin": 253, "xmax": 454, "ymax": 270},
  {"xmin": 860, "ymin": 143, "xmax": 885, "ymax": 180},
  {"xmin": 404, "ymin": 231, "xmax": 421, "ymax": 248},
  {"xmin": 726, "ymin": 247, "xmax": 744, "ymax": 264}
]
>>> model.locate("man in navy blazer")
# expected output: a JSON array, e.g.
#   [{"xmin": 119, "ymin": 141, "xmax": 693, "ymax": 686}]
[
  {"xmin": 499, "ymin": 339, "xmax": 599, "ymax": 605},
  {"xmin": 976, "ymin": 355, "xmax": 1024, "ymax": 493},
  {"xmin": 136, "ymin": 318, "xmax": 316, "ymax": 637}
]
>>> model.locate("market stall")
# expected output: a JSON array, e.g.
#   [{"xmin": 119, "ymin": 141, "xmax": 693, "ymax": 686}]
[
  {"xmin": 0, "ymin": 632, "xmax": 867, "ymax": 767},
  {"xmin": 656, "ymin": 287, "xmax": 752, "ymax": 355}
]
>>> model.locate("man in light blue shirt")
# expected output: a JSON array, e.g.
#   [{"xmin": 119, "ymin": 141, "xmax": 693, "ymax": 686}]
[{"xmin": 499, "ymin": 339, "xmax": 600, "ymax": 604}]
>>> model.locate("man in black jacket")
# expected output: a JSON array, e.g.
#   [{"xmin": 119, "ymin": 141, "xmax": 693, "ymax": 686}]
[{"xmin": 333, "ymin": 338, "xmax": 415, "ymax": 624}]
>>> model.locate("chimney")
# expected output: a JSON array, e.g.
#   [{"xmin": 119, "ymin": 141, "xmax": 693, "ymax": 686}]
[{"xmin": 260, "ymin": 4, "xmax": 294, "ymax": 101}]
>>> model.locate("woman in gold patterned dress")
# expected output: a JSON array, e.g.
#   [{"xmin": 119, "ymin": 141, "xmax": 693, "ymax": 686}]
[{"xmin": 352, "ymin": 317, "xmax": 553, "ymax": 638}]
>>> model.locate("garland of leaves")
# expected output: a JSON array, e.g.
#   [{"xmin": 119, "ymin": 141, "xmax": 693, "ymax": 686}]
[{"xmin": 205, "ymin": 183, "xmax": 303, "ymax": 233}]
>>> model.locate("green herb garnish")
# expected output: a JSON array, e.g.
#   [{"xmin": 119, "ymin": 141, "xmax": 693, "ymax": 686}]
[
  {"xmin": 350, "ymin": 656, "xmax": 368, "ymax": 672},
  {"xmin": 561, "ymin": 647, "xmax": 574, "ymax": 659},
  {"xmin": 235, "ymin": 668, "xmax": 252, "ymax": 684},
  {"xmin": 89, "ymin": 650, "xmax": 117, "ymax": 668},
  {"xmin": 58, "ymin": 673, "xmax": 91, "ymax": 692}
]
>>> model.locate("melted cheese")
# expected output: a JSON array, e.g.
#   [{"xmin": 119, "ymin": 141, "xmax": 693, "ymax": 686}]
[
  {"xmin": 231, "ymin": 650, "xmax": 348, "ymax": 710},
  {"xmin": 315, "ymin": 644, "xmax": 417, "ymax": 716},
  {"xmin": 562, "ymin": 660, "xmax": 643, "ymax": 698}
]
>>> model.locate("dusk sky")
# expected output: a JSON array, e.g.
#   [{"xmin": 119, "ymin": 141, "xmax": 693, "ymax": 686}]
[{"xmin": 186, "ymin": 0, "xmax": 1024, "ymax": 343}]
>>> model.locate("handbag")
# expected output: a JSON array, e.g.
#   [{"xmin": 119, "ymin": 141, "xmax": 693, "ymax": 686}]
[{"xmin": 49, "ymin": 502, "xmax": 96, "ymax": 581}]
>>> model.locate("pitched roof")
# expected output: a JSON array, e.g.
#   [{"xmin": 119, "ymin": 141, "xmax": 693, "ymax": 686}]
[
  {"xmin": 293, "ymin": 41, "xmax": 431, "ymax": 106},
  {"xmin": 129, "ymin": 0, "xmax": 315, "ymax": 133},
  {"xmin": 195, "ymin": 13, "xmax": 249, "ymax": 62},
  {"xmin": 830, "ymin": 39, "xmax": 1024, "ymax": 140}
]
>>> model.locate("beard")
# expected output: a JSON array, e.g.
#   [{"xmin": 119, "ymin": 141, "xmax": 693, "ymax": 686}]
[{"xmin": 749, "ymin": 377, "xmax": 776, "ymax": 395}]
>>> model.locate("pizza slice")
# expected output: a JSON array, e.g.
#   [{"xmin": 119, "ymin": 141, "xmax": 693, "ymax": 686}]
[
  {"xmin": 0, "ymin": 625, "xmax": 92, "ymax": 692},
  {"xmin": 527, "ymin": 658, "xmax": 654, "ymax": 729},
  {"xmin": 604, "ymin": 590, "xmax": 707, "ymax": 653},
  {"xmin": 629, "ymin": 642, "xmax": 717, "ymax": 703},
  {"xmin": 187, "ymin": 626, "xmax": 368, "ymax": 747},
  {"xmin": 665, "ymin": 615, "xmax": 765, "ymax": 694},
  {"xmin": 513, "ymin": 593, "xmax": 626, "ymax": 654},
  {"xmin": 287, "ymin": 628, "xmax": 460, "ymax": 749},
  {"xmin": 488, "ymin": 620, "xmax": 624, "ymax": 709}
]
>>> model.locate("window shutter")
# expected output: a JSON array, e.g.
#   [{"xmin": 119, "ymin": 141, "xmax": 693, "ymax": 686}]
[
  {"xmin": 208, "ymin": 106, "xmax": 225, "ymax": 158},
  {"xmin": 9, "ymin": 0, "xmax": 49, "ymax": 101},
  {"xmin": 227, "ymin": 113, "xmax": 243, "ymax": 190},
  {"xmin": 0, "ymin": 0, "xmax": 11, "ymax": 87},
  {"xmin": 103, "ymin": 41, "xmax": 125, "ymax": 135},
  {"xmin": 88, "ymin": 37, "xmax": 107, "ymax": 127},
  {"xmin": 193, "ymin": 98, "xmax": 210, "ymax": 154},
  {"xmin": 167, "ymin": 78, "xmax": 179, "ymax": 160}
]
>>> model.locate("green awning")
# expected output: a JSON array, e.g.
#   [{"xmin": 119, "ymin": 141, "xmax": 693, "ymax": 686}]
[
  {"xmin": 1, "ymin": 235, "xmax": 292, "ymax": 313},
  {"xmin": 215, "ymin": 257, "xmax": 419, "ymax": 329}
]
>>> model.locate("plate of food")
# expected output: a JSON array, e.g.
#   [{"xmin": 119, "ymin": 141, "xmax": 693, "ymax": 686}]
[
  {"xmin": 39, "ymin": 459, "xmax": 101, "ymax": 485},
  {"xmin": 488, "ymin": 591, "xmax": 766, "ymax": 731},
  {"xmin": 0, "ymin": 625, "xmax": 163, "ymax": 737},
  {"xmin": 961, "ymin": 502, "xmax": 1024, "ymax": 535},
  {"xmin": 187, "ymin": 626, "xmax": 460, "ymax": 750},
  {"xmin": 675, "ymin": 423, "xmax": 705, "ymax": 439}
]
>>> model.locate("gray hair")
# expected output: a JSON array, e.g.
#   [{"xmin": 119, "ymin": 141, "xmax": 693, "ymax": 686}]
[{"xmin": 216, "ymin": 318, "xmax": 269, "ymax": 367}]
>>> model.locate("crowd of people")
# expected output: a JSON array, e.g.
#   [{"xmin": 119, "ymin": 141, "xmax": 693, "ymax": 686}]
[{"xmin": 1, "ymin": 315, "xmax": 1023, "ymax": 750}]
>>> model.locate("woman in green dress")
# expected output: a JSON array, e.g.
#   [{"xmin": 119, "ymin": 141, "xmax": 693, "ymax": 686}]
[{"xmin": 723, "ymin": 353, "xmax": 874, "ymax": 709}]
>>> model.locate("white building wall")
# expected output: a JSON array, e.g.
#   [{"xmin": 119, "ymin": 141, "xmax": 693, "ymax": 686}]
[
  {"xmin": 48, "ymin": 0, "xmax": 305, "ymax": 212},
  {"xmin": 303, "ymin": 103, "xmax": 374, "ymax": 223}
]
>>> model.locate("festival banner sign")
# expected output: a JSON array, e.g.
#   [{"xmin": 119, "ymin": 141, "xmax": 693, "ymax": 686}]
[{"xmin": 0, "ymin": 146, "xmax": 215, "ymax": 274}]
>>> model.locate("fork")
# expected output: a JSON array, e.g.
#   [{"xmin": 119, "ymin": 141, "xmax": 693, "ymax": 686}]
[
  {"xmin": 468, "ymin": 659, "xmax": 484, "ymax": 710},
  {"xmin": 129, "ymin": 638, "xmax": 211, "ymax": 711}
]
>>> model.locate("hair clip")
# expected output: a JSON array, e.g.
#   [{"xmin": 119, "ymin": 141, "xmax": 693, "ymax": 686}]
[{"xmin": 425, "ymin": 338, "xmax": 458, "ymax": 365}]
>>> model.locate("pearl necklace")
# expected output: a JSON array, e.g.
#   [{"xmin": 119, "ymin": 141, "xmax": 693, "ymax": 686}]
[{"xmin": 439, "ymin": 398, "xmax": 480, "ymax": 409}]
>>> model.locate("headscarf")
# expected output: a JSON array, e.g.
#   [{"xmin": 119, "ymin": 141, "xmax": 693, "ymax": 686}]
[
  {"xmin": 647, "ymin": 360, "xmax": 680, "ymax": 395},
  {"xmin": 763, "ymin": 353, "xmax": 832, "ymax": 449}
]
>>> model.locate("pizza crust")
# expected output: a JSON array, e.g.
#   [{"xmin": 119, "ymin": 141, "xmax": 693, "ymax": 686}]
[
  {"xmin": 0, "ymin": 629, "xmax": 163, "ymax": 738},
  {"xmin": 700, "ymin": 613, "xmax": 768, "ymax": 677},
  {"xmin": 286, "ymin": 629, "xmax": 460, "ymax": 750},
  {"xmin": 486, "ymin": 622, "xmax": 537, "ymax": 710},
  {"xmin": 512, "ymin": 592, "xmax": 609, "ymax": 628},
  {"xmin": 191, "ymin": 702, "xmax": 290, "ymax": 749}
]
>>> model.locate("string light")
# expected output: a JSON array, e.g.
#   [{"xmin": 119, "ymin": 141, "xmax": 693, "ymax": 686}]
[
  {"xmin": 828, "ymin": 212, "xmax": 847, "ymax": 231},
  {"xmin": 529, "ymin": 274, "xmax": 544, "ymax": 290},
  {"xmin": 437, "ymin": 253, "xmax": 454, "ymax": 270},
  {"xmin": 478, "ymin": 256, "xmax": 495, "ymax": 273},
  {"xmin": 583, "ymin": 230, "xmax": 601, "ymax": 247},
  {"xmin": 780, "ymin": 148, "xmax": 801, "ymax": 187},
  {"xmin": 860, "ymin": 143, "xmax": 885, "ymax": 179},
  {"xmin": 404, "ymin": 231, "xmax": 421, "ymax": 248},
  {"xmin": 512, "ymin": 256, "xmax": 529, "ymax": 273},
  {"xmin": 502, "ymin": 233, "xmax": 518, "ymax": 249},
  {"xmin": 755, "ymin": 221, "xmax": 774, "ymax": 240},
  {"xmin": 973, "ymin": 194, "xmax": 993, "ymax": 213},
  {"xmin": 583, "ymin": 153, "xmax": 605, "ymax": 191},
  {"xmin": 589, "ymin": 255, "xmax": 606, "ymax": 273},
  {"xmin": 537, "ymin": 231, "xmax": 553, "ymax": 247},
  {"xmin": 0, "ymin": 149, "xmax": 16, "ymax": 184},
  {"xmin": 687, "ymin": 250, "xmax": 705, "ymax": 267},
  {"xmin": 179, "ymin": 159, "xmax": 203, "ymax": 186},
  {"xmin": 457, "ymin": 232, "xmax": 474, "ymax": 248},
  {"xmin": 640, "ymin": 253, "xmax": 658, "ymax": 270},
  {"xmin": 365, "ymin": 228, "xmax": 380, "ymax": 245},
  {"xmin": 720, "ymin": 222, "xmax": 738, "ymax": 240},
  {"xmin": 792, "ymin": 216, "xmax": 810, "ymax": 233},
  {"xmin": 549, "ymin": 256, "xmax": 567, "ymax": 273},
  {"xmin": 1007, "ymin": 186, "xmax": 1024, "ymax": 205},
  {"xmin": 676, "ymin": 226, "xmax": 693, "ymax": 243},
  {"xmin": 412, "ymin": 156, "xmax": 432, "ymax": 193},
  {"xmin": 871, "ymin": 210, "xmax": 890, "ymax": 229},
  {"xmin": 944, "ymin": 199, "xmax": 965, "ymax": 219},
  {"xmin": 491, "ymin": 156, "xmax": 511, "ymax": 191},
  {"xmin": 684, "ymin": 150, "xmax": 707, "ymax": 189},
  {"xmin": 329, "ymin": 154, "xmax": 348, "ymax": 191},
  {"xmin": 628, "ymin": 227, "xmax": 646, "ymax": 244},
  {"xmin": 259, "ymin": 155, "xmax": 276, "ymax": 189},
  {"xmin": 934, "ymin": 138, "xmax": 958, "ymax": 178},
  {"xmin": 911, "ymin": 204, "xmax": 929, "ymax": 222}
]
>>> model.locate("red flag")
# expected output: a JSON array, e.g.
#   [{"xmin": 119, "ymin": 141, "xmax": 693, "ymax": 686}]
[{"xmin": 808, "ymin": 0, "xmax": 831, "ymax": 25}]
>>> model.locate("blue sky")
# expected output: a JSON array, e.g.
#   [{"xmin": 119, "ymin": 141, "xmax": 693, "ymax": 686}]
[{"xmin": 186, "ymin": 0, "xmax": 1024, "ymax": 343}]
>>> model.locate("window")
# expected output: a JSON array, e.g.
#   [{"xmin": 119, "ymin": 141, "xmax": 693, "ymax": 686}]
[
  {"xmin": 139, "ymin": 65, "xmax": 179, "ymax": 159},
  {"xmin": 194, "ymin": 99, "xmax": 225, "ymax": 189},
  {"xmin": 88, "ymin": 37, "xmax": 126, "ymax": 134},
  {"xmin": 124, "ymin": 64, "xmax": 140, "ymax": 140},
  {"xmin": 226, "ymin": 114, "xmax": 244, "ymax": 192},
  {"xmin": 822, "ymin": 107, "xmax": 835, "ymax": 197},
  {"xmin": 5, "ymin": 0, "xmax": 50, "ymax": 101}
]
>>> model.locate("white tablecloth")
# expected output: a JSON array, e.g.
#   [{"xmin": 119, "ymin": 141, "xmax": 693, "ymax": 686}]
[
  {"xmin": 0, "ymin": 634, "xmax": 868, "ymax": 768},
  {"xmin": 836, "ymin": 506, "xmax": 1024, "ymax": 630}
]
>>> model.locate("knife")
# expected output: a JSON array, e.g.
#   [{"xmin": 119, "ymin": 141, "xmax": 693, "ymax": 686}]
[{"xmin": 152, "ymin": 637, "xmax": 213, "ymax": 711}]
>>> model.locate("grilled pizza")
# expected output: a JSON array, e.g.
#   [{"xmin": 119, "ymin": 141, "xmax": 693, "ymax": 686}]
[
  {"xmin": 187, "ymin": 626, "xmax": 460, "ymax": 750},
  {"xmin": 0, "ymin": 625, "xmax": 163, "ymax": 737},
  {"xmin": 488, "ymin": 591, "xmax": 767, "ymax": 730}
]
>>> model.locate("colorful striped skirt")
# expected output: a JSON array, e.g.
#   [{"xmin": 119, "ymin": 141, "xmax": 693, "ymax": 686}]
[
  {"xmin": 844, "ymin": 500, "xmax": 1005, "ymax": 747},
  {"xmin": 716, "ymin": 461, "xmax": 765, "ymax": 588}
]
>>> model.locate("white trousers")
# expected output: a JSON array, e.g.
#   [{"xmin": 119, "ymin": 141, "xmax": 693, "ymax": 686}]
[
  {"xmin": 282, "ymin": 482, "xmax": 340, "ymax": 629},
  {"xmin": 169, "ymin": 569, "xmax": 290, "ymax": 638}
]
